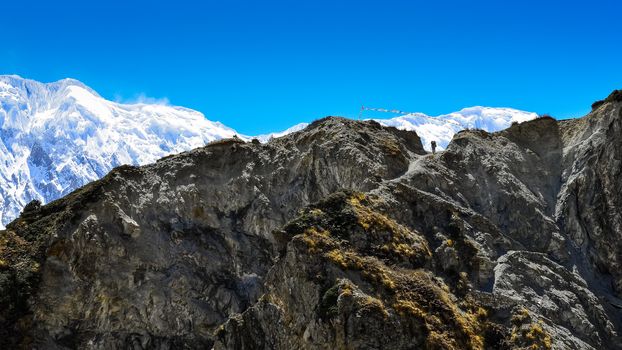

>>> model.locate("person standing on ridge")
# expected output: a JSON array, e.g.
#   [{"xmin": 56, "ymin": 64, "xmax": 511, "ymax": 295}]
[{"xmin": 431, "ymin": 140, "xmax": 437, "ymax": 154}]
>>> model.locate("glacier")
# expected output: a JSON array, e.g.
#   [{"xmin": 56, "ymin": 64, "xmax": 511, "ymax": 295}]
[{"xmin": 0, "ymin": 75, "xmax": 537, "ymax": 228}]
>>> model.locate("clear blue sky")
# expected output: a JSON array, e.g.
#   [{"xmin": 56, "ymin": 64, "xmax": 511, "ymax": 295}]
[{"xmin": 2, "ymin": 0, "xmax": 621, "ymax": 134}]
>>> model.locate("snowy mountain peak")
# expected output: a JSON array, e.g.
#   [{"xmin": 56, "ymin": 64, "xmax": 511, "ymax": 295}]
[
  {"xmin": 0, "ymin": 75, "xmax": 99, "ymax": 104},
  {"xmin": 254, "ymin": 122, "xmax": 310, "ymax": 142},
  {"xmin": 375, "ymin": 106, "xmax": 537, "ymax": 151},
  {"xmin": 0, "ymin": 76, "xmax": 238, "ymax": 228}
]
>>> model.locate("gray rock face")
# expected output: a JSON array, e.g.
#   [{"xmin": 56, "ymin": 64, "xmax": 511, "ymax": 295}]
[
  {"xmin": 557, "ymin": 101, "xmax": 622, "ymax": 295},
  {"xmin": 1, "ymin": 96, "xmax": 622, "ymax": 349},
  {"xmin": 0, "ymin": 118, "xmax": 425, "ymax": 348},
  {"xmin": 493, "ymin": 251, "xmax": 614, "ymax": 349}
]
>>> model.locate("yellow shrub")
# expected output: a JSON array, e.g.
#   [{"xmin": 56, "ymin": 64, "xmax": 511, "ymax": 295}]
[{"xmin": 326, "ymin": 249, "xmax": 348, "ymax": 269}]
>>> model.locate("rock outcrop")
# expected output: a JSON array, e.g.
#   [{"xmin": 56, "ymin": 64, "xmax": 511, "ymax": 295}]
[{"xmin": 1, "ymin": 93, "xmax": 622, "ymax": 349}]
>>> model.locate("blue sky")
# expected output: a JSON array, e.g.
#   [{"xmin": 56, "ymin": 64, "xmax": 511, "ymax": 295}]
[{"xmin": 1, "ymin": 0, "xmax": 621, "ymax": 134}]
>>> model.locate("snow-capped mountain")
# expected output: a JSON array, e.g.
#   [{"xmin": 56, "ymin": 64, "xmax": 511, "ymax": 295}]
[
  {"xmin": 254, "ymin": 122, "xmax": 309, "ymax": 142},
  {"xmin": 0, "ymin": 75, "xmax": 238, "ymax": 228},
  {"xmin": 375, "ymin": 107, "xmax": 538, "ymax": 151}
]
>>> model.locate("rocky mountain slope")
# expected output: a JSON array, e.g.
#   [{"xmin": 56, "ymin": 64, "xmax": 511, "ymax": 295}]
[{"xmin": 1, "ymin": 90, "xmax": 622, "ymax": 349}]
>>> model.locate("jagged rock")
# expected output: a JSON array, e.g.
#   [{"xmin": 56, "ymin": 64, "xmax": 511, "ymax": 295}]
[
  {"xmin": 493, "ymin": 250, "xmax": 615, "ymax": 349},
  {"xmin": 557, "ymin": 100, "xmax": 622, "ymax": 296},
  {"xmin": 1, "ymin": 94, "xmax": 622, "ymax": 349},
  {"xmin": 215, "ymin": 191, "xmax": 490, "ymax": 350}
]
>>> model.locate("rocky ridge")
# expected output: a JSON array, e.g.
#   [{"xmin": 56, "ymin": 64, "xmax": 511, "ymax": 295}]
[{"xmin": 1, "ymin": 91, "xmax": 622, "ymax": 349}]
